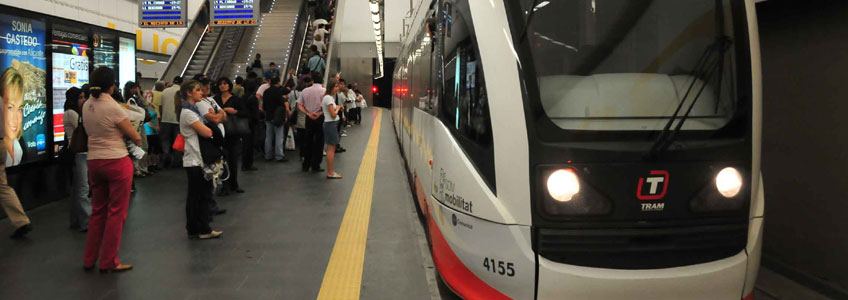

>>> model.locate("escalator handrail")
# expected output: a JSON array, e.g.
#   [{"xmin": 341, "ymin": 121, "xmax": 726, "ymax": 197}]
[
  {"xmin": 160, "ymin": 7, "xmax": 210, "ymax": 81},
  {"xmin": 182, "ymin": 24, "xmax": 210, "ymax": 77},
  {"xmin": 293, "ymin": 13, "xmax": 312, "ymax": 76},
  {"xmin": 284, "ymin": 0, "xmax": 312, "ymax": 78},
  {"xmin": 202, "ymin": 27, "xmax": 227, "ymax": 76}
]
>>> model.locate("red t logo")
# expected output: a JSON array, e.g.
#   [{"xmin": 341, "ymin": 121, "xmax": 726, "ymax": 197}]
[{"xmin": 637, "ymin": 170, "xmax": 669, "ymax": 200}]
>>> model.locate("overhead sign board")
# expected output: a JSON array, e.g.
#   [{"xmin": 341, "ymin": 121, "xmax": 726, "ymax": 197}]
[
  {"xmin": 210, "ymin": 0, "xmax": 260, "ymax": 27},
  {"xmin": 139, "ymin": 0, "xmax": 187, "ymax": 28}
]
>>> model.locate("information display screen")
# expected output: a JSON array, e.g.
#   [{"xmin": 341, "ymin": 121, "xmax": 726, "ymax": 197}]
[
  {"xmin": 50, "ymin": 24, "xmax": 89, "ymax": 147},
  {"xmin": 118, "ymin": 37, "xmax": 135, "ymax": 93},
  {"xmin": 139, "ymin": 0, "xmax": 187, "ymax": 28},
  {"xmin": 211, "ymin": 0, "xmax": 260, "ymax": 26},
  {"xmin": 0, "ymin": 14, "xmax": 48, "ymax": 166},
  {"xmin": 92, "ymin": 32, "xmax": 116, "ymax": 72}
]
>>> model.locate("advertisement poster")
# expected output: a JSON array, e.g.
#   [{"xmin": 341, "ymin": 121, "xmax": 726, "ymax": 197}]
[
  {"xmin": 118, "ymin": 37, "xmax": 135, "ymax": 92},
  {"xmin": 93, "ymin": 32, "xmax": 116, "ymax": 72},
  {"xmin": 51, "ymin": 24, "xmax": 89, "ymax": 147},
  {"xmin": 0, "ymin": 14, "xmax": 48, "ymax": 167}
]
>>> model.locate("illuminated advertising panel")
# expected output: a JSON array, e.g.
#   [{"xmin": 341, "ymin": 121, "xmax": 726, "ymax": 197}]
[
  {"xmin": 0, "ymin": 14, "xmax": 48, "ymax": 166},
  {"xmin": 118, "ymin": 37, "xmax": 135, "ymax": 93},
  {"xmin": 211, "ymin": 0, "xmax": 260, "ymax": 27},
  {"xmin": 92, "ymin": 31, "xmax": 117, "ymax": 72},
  {"xmin": 51, "ymin": 24, "xmax": 89, "ymax": 147},
  {"xmin": 139, "ymin": 0, "xmax": 187, "ymax": 28}
]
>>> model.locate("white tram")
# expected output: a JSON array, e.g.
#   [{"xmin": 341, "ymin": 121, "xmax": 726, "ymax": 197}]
[{"xmin": 391, "ymin": 0, "xmax": 763, "ymax": 299}]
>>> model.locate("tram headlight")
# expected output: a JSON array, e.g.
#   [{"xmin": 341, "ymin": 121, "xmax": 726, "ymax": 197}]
[
  {"xmin": 691, "ymin": 167, "xmax": 747, "ymax": 213},
  {"xmin": 715, "ymin": 167, "xmax": 742, "ymax": 198},
  {"xmin": 547, "ymin": 169, "xmax": 580, "ymax": 202},
  {"xmin": 541, "ymin": 168, "xmax": 612, "ymax": 216}
]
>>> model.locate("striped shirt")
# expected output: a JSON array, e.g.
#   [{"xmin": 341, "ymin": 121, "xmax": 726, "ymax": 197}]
[{"xmin": 301, "ymin": 84, "xmax": 326, "ymax": 113}]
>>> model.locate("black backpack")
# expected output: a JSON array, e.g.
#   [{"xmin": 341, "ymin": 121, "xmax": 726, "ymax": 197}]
[{"xmin": 199, "ymin": 123, "xmax": 225, "ymax": 165}]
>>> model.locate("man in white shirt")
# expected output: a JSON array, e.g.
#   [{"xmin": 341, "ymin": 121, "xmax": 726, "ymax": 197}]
[
  {"xmin": 315, "ymin": 23, "xmax": 329, "ymax": 41},
  {"xmin": 193, "ymin": 79, "xmax": 228, "ymax": 211},
  {"xmin": 313, "ymin": 34, "xmax": 326, "ymax": 57},
  {"xmin": 195, "ymin": 79, "xmax": 227, "ymax": 136},
  {"xmin": 160, "ymin": 76, "xmax": 183, "ymax": 168},
  {"xmin": 255, "ymin": 78, "xmax": 271, "ymax": 111}
]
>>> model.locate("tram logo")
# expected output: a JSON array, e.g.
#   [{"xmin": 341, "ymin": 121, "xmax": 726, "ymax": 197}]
[{"xmin": 637, "ymin": 170, "xmax": 669, "ymax": 200}]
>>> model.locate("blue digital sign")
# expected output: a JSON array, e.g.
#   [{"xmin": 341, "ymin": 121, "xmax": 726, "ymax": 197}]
[{"xmin": 139, "ymin": 0, "xmax": 187, "ymax": 28}]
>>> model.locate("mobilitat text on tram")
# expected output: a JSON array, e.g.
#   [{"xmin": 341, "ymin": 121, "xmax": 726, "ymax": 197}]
[{"xmin": 391, "ymin": 0, "xmax": 763, "ymax": 299}]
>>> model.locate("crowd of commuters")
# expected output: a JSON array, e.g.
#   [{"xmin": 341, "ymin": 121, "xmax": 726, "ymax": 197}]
[{"xmin": 0, "ymin": 0, "xmax": 363, "ymax": 274}]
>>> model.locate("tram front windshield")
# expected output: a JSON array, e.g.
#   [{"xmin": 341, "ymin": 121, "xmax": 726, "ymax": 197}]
[{"xmin": 519, "ymin": 0, "xmax": 750, "ymax": 145}]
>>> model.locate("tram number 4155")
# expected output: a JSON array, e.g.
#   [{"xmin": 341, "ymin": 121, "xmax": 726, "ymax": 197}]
[{"xmin": 483, "ymin": 258, "xmax": 515, "ymax": 277}]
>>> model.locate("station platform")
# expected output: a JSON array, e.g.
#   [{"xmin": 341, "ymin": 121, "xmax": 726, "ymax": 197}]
[
  {"xmin": 0, "ymin": 107, "xmax": 834, "ymax": 300},
  {"xmin": 0, "ymin": 108, "xmax": 439, "ymax": 299}
]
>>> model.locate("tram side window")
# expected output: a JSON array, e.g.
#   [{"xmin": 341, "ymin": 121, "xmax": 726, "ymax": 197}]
[{"xmin": 440, "ymin": 0, "xmax": 495, "ymax": 191}]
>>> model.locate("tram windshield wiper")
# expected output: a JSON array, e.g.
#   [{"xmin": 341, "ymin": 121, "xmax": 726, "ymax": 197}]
[{"xmin": 645, "ymin": 1, "xmax": 732, "ymax": 160}]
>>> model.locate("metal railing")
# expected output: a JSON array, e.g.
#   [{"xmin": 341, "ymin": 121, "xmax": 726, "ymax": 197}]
[
  {"xmin": 159, "ymin": 8, "xmax": 210, "ymax": 81},
  {"xmin": 206, "ymin": 27, "xmax": 247, "ymax": 80},
  {"xmin": 283, "ymin": 0, "xmax": 312, "ymax": 77}
]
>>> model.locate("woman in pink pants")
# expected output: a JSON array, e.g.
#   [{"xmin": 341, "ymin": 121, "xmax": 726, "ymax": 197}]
[{"xmin": 81, "ymin": 67, "xmax": 142, "ymax": 273}]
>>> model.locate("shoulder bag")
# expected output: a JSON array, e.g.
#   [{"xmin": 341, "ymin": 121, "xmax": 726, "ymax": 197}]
[{"xmin": 69, "ymin": 115, "xmax": 88, "ymax": 153}]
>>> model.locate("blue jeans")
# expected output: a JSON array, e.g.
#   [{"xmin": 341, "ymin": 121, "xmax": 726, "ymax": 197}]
[
  {"xmin": 70, "ymin": 153, "xmax": 91, "ymax": 230},
  {"xmin": 264, "ymin": 121, "xmax": 285, "ymax": 160}
]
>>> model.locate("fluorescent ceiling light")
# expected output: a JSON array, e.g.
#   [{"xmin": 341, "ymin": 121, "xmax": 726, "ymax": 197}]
[
  {"xmin": 370, "ymin": 2, "xmax": 379, "ymax": 14},
  {"xmin": 372, "ymin": 14, "xmax": 380, "ymax": 23},
  {"xmin": 373, "ymin": 22, "xmax": 381, "ymax": 30}
]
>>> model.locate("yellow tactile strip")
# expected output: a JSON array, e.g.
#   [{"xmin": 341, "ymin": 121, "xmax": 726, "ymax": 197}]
[{"xmin": 317, "ymin": 109, "xmax": 383, "ymax": 300}]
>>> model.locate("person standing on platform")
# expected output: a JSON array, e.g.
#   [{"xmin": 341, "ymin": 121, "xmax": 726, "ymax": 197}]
[
  {"xmin": 299, "ymin": 71, "xmax": 326, "ymax": 172},
  {"xmin": 344, "ymin": 84, "xmax": 357, "ymax": 128},
  {"xmin": 262, "ymin": 77, "xmax": 290, "ymax": 162},
  {"xmin": 82, "ymin": 67, "xmax": 141, "ymax": 272},
  {"xmin": 63, "ymin": 87, "xmax": 91, "ymax": 232},
  {"xmin": 214, "ymin": 77, "xmax": 246, "ymax": 195},
  {"xmin": 291, "ymin": 77, "xmax": 310, "ymax": 161},
  {"xmin": 0, "ymin": 68, "xmax": 31, "ymax": 239},
  {"xmin": 178, "ymin": 80, "xmax": 223, "ymax": 240},
  {"xmin": 232, "ymin": 76, "xmax": 246, "ymax": 99},
  {"xmin": 322, "ymin": 82, "xmax": 343, "ymax": 179},
  {"xmin": 352, "ymin": 88, "xmax": 364, "ymax": 125},
  {"xmin": 194, "ymin": 79, "xmax": 228, "ymax": 214},
  {"xmin": 160, "ymin": 76, "xmax": 183, "ymax": 168}
]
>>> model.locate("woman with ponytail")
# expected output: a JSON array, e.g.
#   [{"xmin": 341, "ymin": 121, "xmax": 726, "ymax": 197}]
[
  {"xmin": 81, "ymin": 67, "xmax": 142, "ymax": 273},
  {"xmin": 179, "ymin": 80, "xmax": 222, "ymax": 239}
]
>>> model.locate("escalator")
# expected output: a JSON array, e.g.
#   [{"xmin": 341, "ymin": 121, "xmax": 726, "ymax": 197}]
[{"xmin": 160, "ymin": 0, "xmax": 305, "ymax": 82}]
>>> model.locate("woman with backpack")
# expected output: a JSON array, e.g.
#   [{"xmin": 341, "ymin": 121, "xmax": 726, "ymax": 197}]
[{"xmin": 179, "ymin": 80, "xmax": 223, "ymax": 240}]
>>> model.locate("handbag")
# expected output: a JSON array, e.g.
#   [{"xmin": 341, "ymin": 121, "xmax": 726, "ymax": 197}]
[
  {"xmin": 128, "ymin": 98, "xmax": 152, "ymax": 123},
  {"xmin": 173, "ymin": 133, "xmax": 185, "ymax": 152},
  {"xmin": 224, "ymin": 114, "xmax": 251, "ymax": 136},
  {"xmin": 69, "ymin": 116, "xmax": 88, "ymax": 153}
]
